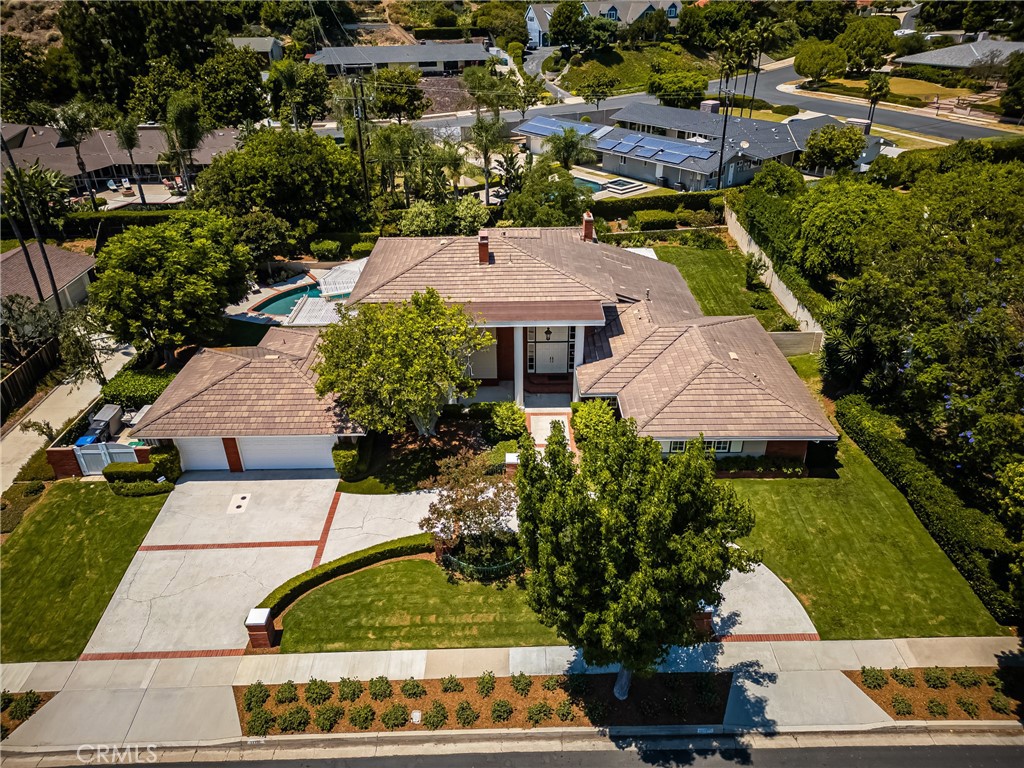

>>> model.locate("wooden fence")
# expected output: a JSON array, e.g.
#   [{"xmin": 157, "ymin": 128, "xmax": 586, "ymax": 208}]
[{"xmin": 1, "ymin": 338, "xmax": 59, "ymax": 421}]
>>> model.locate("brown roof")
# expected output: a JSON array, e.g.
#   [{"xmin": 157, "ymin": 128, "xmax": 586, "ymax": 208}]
[
  {"xmin": 131, "ymin": 328, "xmax": 361, "ymax": 438},
  {"xmin": 1, "ymin": 242, "xmax": 95, "ymax": 302},
  {"xmin": 577, "ymin": 305, "xmax": 837, "ymax": 441},
  {"xmin": 348, "ymin": 228, "xmax": 701, "ymax": 324}
]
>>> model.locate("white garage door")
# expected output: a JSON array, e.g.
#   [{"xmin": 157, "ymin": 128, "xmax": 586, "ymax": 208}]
[
  {"xmin": 175, "ymin": 437, "xmax": 229, "ymax": 471},
  {"xmin": 237, "ymin": 436, "xmax": 336, "ymax": 470}
]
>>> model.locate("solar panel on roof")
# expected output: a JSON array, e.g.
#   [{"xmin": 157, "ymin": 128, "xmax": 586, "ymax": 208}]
[
  {"xmin": 657, "ymin": 151, "xmax": 689, "ymax": 164},
  {"xmin": 623, "ymin": 134, "xmax": 644, "ymax": 143},
  {"xmin": 614, "ymin": 141, "xmax": 638, "ymax": 152},
  {"xmin": 596, "ymin": 137, "xmax": 619, "ymax": 150},
  {"xmin": 635, "ymin": 146, "xmax": 659, "ymax": 158}
]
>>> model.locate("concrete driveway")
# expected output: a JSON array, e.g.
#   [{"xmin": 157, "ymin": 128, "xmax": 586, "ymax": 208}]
[
  {"xmin": 714, "ymin": 563, "xmax": 818, "ymax": 639},
  {"xmin": 84, "ymin": 472, "xmax": 433, "ymax": 656}
]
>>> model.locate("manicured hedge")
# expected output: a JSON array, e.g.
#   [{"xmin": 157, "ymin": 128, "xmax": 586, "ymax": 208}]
[
  {"xmin": 591, "ymin": 190, "xmax": 721, "ymax": 220},
  {"xmin": 109, "ymin": 480, "xmax": 176, "ymax": 497},
  {"xmin": 628, "ymin": 209, "xmax": 678, "ymax": 231},
  {"xmin": 412, "ymin": 26, "xmax": 486, "ymax": 40},
  {"xmin": 61, "ymin": 210, "xmax": 175, "ymax": 238},
  {"xmin": 100, "ymin": 369, "xmax": 176, "ymax": 410},
  {"xmin": 598, "ymin": 228, "xmax": 726, "ymax": 248},
  {"xmin": 102, "ymin": 461, "xmax": 157, "ymax": 483},
  {"xmin": 317, "ymin": 231, "xmax": 379, "ymax": 256},
  {"xmin": 258, "ymin": 533, "xmax": 434, "ymax": 617},
  {"xmin": 834, "ymin": 395, "xmax": 1016, "ymax": 624},
  {"xmin": 150, "ymin": 445, "xmax": 182, "ymax": 482}
]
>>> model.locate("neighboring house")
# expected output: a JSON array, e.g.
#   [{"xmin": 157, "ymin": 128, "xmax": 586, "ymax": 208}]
[
  {"xmin": 526, "ymin": 2, "xmax": 683, "ymax": 47},
  {"xmin": 0, "ymin": 123, "xmax": 239, "ymax": 200},
  {"xmin": 894, "ymin": 39, "xmax": 1024, "ymax": 70},
  {"xmin": 308, "ymin": 43, "xmax": 489, "ymax": 76},
  {"xmin": 515, "ymin": 109, "xmax": 887, "ymax": 188},
  {"xmin": 1, "ymin": 242, "xmax": 95, "ymax": 309},
  {"xmin": 228, "ymin": 36, "xmax": 284, "ymax": 65},
  {"xmin": 346, "ymin": 218, "xmax": 837, "ymax": 459},
  {"xmin": 131, "ymin": 327, "xmax": 362, "ymax": 472}
]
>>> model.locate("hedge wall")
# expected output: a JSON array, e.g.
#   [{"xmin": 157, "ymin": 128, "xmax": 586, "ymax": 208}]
[
  {"xmin": 591, "ymin": 190, "xmax": 720, "ymax": 220},
  {"xmin": 258, "ymin": 533, "xmax": 434, "ymax": 617},
  {"xmin": 413, "ymin": 26, "xmax": 486, "ymax": 40},
  {"xmin": 834, "ymin": 395, "xmax": 1017, "ymax": 624},
  {"xmin": 62, "ymin": 210, "xmax": 175, "ymax": 238},
  {"xmin": 100, "ymin": 369, "xmax": 176, "ymax": 410}
]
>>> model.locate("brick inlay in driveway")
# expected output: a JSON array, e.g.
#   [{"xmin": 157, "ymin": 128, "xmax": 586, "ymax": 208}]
[
  {"xmin": 311, "ymin": 492, "xmax": 342, "ymax": 568},
  {"xmin": 80, "ymin": 649, "xmax": 246, "ymax": 661},
  {"xmin": 138, "ymin": 540, "xmax": 318, "ymax": 552},
  {"xmin": 721, "ymin": 633, "xmax": 820, "ymax": 642}
]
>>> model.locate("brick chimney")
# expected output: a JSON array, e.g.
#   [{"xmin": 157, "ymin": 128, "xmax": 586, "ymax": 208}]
[
  {"xmin": 581, "ymin": 211, "xmax": 595, "ymax": 242},
  {"xmin": 478, "ymin": 231, "xmax": 490, "ymax": 264}
]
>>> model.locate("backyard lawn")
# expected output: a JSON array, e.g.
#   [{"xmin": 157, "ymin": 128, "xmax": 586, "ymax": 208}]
[
  {"xmin": 835, "ymin": 76, "xmax": 971, "ymax": 102},
  {"xmin": 655, "ymin": 245, "xmax": 794, "ymax": 331},
  {"xmin": 734, "ymin": 356, "xmax": 1007, "ymax": 640},
  {"xmin": 280, "ymin": 559, "xmax": 561, "ymax": 652},
  {"xmin": 562, "ymin": 45, "xmax": 714, "ymax": 94},
  {"xmin": 0, "ymin": 481, "xmax": 167, "ymax": 662}
]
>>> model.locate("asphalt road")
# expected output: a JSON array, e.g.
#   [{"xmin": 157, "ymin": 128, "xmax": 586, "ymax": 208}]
[
  {"xmin": 418, "ymin": 63, "xmax": 1015, "ymax": 142},
  {"xmin": 157, "ymin": 746, "xmax": 1024, "ymax": 768}
]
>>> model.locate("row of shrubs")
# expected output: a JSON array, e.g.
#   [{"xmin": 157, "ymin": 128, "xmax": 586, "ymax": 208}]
[
  {"xmin": 101, "ymin": 445, "xmax": 182, "ymax": 496},
  {"xmin": 889, "ymin": 693, "xmax": 1005, "ymax": 719},
  {"xmin": 714, "ymin": 455, "xmax": 805, "ymax": 476},
  {"xmin": 308, "ymin": 231, "xmax": 380, "ymax": 260},
  {"xmin": 859, "ymin": 666, "xmax": 1013, "ymax": 718},
  {"xmin": 896, "ymin": 64, "xmax": 990, "ymax": 92},
  {"xmin": 590, "ymin": 190, "xmax": 723, "ymax": 221},
  {"xmin": 627, "ymin": 208, "xmax": 720, "ymax": 231},
  {"xmin": 598, "ymin": 228, "xmax": 727, "ymax": 250},
  {"xmin": 835, "ymin": 396, "xmax": 1016, "ymax": 624},
  {"xmin": 412, "ymin": 26, "xmax": 486, "ymax": 40}
]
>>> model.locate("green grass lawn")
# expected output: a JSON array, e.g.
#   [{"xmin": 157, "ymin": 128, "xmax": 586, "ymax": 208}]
[
  {"xmin": 562, "ymin": 44, "xmax": 714, "ymax": 94},
  {"xmin": 0, "ymin": 482, "xmax": 166, "ymax": 662},
  {"xmin": 655, "ymin": 245, "xmax": 794, "ymax": 332},
  {"xmin": 280, "ymin": 559, "xmax": 561, "ymax": 652},
  {"xmin": 733, "ymin": 356, "xmax": 1007, "ymax": 640}
]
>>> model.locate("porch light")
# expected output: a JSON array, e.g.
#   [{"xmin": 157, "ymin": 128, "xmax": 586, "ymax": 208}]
[{"xmin": 544, "ymin": 327, "xmax": 552, "ymax": 341}]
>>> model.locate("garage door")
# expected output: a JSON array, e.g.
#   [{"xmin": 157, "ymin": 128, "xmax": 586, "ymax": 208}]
[
  {"xmin": 236, "ymin": 436, "xmax": 336, "ymax": 470},
  {"xmin": 175, "ymin": 438, "xmax": 229, "ymax": 471}
]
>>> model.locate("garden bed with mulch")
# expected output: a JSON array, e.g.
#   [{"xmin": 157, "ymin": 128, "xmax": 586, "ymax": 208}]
[
  {"xmin": 233, "ymin": 672, "xmax": 732, "ymax": 736},
  {"xmin": 1, "ymin": 691, "xmax": 56, "ymax": 740},
  {"xmin": 845, "ymin": 666, "xmax": 1023, "ymax": 721}
]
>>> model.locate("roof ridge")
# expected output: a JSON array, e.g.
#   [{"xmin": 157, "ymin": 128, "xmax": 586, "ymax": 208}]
[
  {"xmin": 592, "ymin": 322, "xmax": 690, "ymax": 393},
  {"xmin": 634, "ymin": 358, "xmax": 715, "ymax": 431},
  {"xmin": 502, "ymin": 234, "xmax": 616, "ymax": 302},
  {"xmin": 350, "ymin": 238, "xmax": 450, "ymax": 301}
]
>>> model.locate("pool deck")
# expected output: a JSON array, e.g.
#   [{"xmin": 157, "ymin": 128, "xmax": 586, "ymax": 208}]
[
  {"xmin": 225, "ymin": 270, "xmax": 330, "ymax": 324},
  {"xmin": 570, "ymin": 167, "xmax": 659, "ymax": 200}
]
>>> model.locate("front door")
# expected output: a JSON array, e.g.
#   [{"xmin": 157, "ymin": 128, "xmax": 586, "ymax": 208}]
[{"xmin": 535, "ymin": 342, "xmax": 568, "ymax": 373}]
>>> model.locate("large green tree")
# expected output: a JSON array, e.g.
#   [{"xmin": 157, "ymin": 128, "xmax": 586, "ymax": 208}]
[
  {"xmin": 516, "ymin": 409, "xmax": 755, "ymax": 698},
  {"xmin": 543, "ymin": 127, "xmax": 594, "ymax": 171},
  {"xmin": 794, "ymin": 40, "xmax": 848, "ymax": 85},
  {"xmin": 800, "ymin": 124, "xmax": 866, "ymax": 173},
  {"xmin": 0, "ymin": 34, "xmax": 46, "ymax": 123},
  {"xmin": 267, "ymin": 59, "xmax": 328, "ymax": 129},
  {"xmin": 504, "ymin": 165, "xmax": 592, "ymax": 227},
  {"xmin": 835, "ymin": 16, "xmax": 897, "ymax": 74},
  {"xmin": 470, "ymin": 116, "xmax": 506, "ymax": 206},
  {"xmin": 369, "ymin": 66, "xmax": 431, "ymax": 124},
  {"xmin": 575, "ymin": 71, "xmax": 616, "ymax": 109},
  {"xmin": 549, "ymin": 0, "xmax": 587, "ymax": 51},
  {"xmin": 88, "ymin": 211, "xmax": 252, "ymax": 365},
  {"xmin": 314, "ymin": 288, "xmax": 492, "ymax": 436},
  {"xmin": 193, "ymin": 129, "xmax": 365, "ymax": 239},
  {"xmin": 49, "ymin": 99, "xmax": 97, "ymax": 210},
  {"xmin": 648, "ymin": 71, "xmax": 709, "ymax": 109},
  {"xmin": 196, "ymin": 46, "xmax": 268, "ymax": 128}
]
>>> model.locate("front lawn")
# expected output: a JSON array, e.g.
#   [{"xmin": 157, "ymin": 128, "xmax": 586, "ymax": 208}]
[
  {"xmin": 835, "ymin": 76, "xmax": 971, "ymax": 102},
  {"xmin": 0, "ymin": 481, "xmax": 166, "ymax": 662},
  {"xmin": 280, "ymin": 559, "xmax": 561, "ymax": 652},
  {"xmin": 655, "ymin": 245, "xmax": 794, "ymax": 331},
  {"xmin": 733, "ymin": 356, "xmax": 1007, "ymax": 640},
  {"xmin": 561, "ymin": 44, "xmax": 714, "ymax": 94}
]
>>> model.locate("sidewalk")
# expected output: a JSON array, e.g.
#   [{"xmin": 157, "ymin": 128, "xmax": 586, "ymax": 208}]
[
  {"xmin": 1, "ymin": 347, "xmax": 134, "ymax": 492},
  {"xmin": 1, "ymin": 637, "xmax": 1019, "ymax": 750}
]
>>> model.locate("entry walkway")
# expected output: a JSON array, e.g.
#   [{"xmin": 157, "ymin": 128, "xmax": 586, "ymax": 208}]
[{"xmin": 1, "ymin": 637, "xmax": 1019, "ymax": 749}]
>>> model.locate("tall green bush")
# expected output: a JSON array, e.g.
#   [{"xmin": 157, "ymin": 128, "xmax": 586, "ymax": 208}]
[{"xmin": 100, "ymin": 369, "xmax": 176, "ymax": 410}]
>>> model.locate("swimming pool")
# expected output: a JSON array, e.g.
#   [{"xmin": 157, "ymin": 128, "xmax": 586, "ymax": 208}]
[
  {"xmin": 573, "ymin": 177, "xmax": 604, "ymax": 193},
  {"xmin": 252, "ymin": 284, "xmax": 322, "ymax": 315}
]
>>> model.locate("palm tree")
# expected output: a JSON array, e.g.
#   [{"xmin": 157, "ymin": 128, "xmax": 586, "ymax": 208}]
[
  {"xmin": 713, "ymin": 36, "xmax": 735, "ymax": 98},
  {"xmin": 50, "ymin": 98, "xmax": 97, "ymax": 210},
  {"xmin": 367, "ymin": 124, "xmax": 403, "ymax": 196},
  {"xmin": 866, "ymin": 72, "xmax": 891, "ymax": 132},
  {"xmin": 544, "ymin": 128, "xmax": 595, "ymax": 172},
  {"xmin": 436, "ymin": 137, "xmax": 466, "ymax": 202},
  {"xmin": 166, "ymin": 90, "xmax": 207, "ymax": 192},
  {"xmin": 738, "ymin": 30, "xmax": 758, "ymax": 113},
  {"xmin": 274, "ymin": 59, "xmax": 302, "ymax": 130},
  {"xmin": 113, "ymin": 116, "xmax": 147, "ymax": 205},
  {"xmin": 746, "ymin": 20, "xmax": 777, "ymax": 118},
  {"xmin": 469, "ymin": 117, "xmax": 505, "ymax": 206}
]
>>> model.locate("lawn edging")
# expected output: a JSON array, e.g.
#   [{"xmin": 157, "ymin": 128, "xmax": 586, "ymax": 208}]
[{"xmin": 257, "ymin": 534, "xmax": 434, "ymax": 619}]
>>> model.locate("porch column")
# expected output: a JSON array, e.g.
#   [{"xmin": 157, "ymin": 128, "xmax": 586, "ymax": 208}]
[
  {"xmin": 513, "ymin": 325, "xmax": 524, "ymax": 406},
  {"xmin": 573, "ymin": 324, "xmax": 585, "ymax": 400}
]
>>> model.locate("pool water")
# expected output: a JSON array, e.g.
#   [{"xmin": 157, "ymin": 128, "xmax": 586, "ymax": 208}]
[
  {"xmin": 573, "ymin": 177, "xmax": 604, "ymax": 193},
  {"xmin": 252, "ymin": 284, "xmax": 322, "ymax": 315}
]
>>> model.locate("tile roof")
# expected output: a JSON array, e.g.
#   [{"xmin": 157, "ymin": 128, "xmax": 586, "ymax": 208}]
[
  {"xmin": 131, "ymin": 328, "xmax": 361, "ymax": 439},
  {"xmin": 228, "ymin": 37, "xmax": 282, "ymax": 53},
  {"xmin": 577, "ymin": 305, "xmax": 837, "ymax": 441},
  {"xmin": 1, "ymin": 241, "xmax": 95, "ymax": 302},
  {"xmin": 309, "ymin": 43, "xmax": 488, "ymax": 68}
]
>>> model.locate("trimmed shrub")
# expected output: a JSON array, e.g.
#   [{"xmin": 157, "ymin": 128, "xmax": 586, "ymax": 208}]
[
  {"xmin": 243, "ymin": 681, "xmax": 270, "ymax": 712},
  {"xmin": 349, "ymin": 241, "xmax": 376, "ymax": 257},
  {"xmin": 150, "ymin": 445, "xmax": 182, "ymax": 482},
  {"xmin": 542, "ymin": 676, "xmax": 560, "ymax": 692},
  {"xmin": 275, "ymin": 680, "xmax": 298, "ymax": 704},
  {"xmin": 455, "ymin": 700, "xmax": 479, "ymax": 727},
  {"xmin": 477, "ymin": 670, "xmax": 496, "ymax": 697},
  {"xmin": 100, "ymin": 369, "xmax": 176, "ymax": 410},
  {"xmin": 772, "ymin": 104, "xmax": 800, "ymax": 116},
  {"xmin": 510, "ymin": 672, "xmax": 533, "ymax": 697},
  {"xmin": 490, "ymin": 699, "xmax": 513, "ymax": 723},
  {"xmin": 314, "ymin": 703, "xmax": 345, "ymax": 732},
  {"xmin": 338, "ymin": 677, "xmax": 364, "ymax": 702},
  {"xmin": 400, "ymin": 678, "xmax": 427, "ymax": 699},
  {"xmin": 1, "ymin": 690, "xmax": 12, "ymax": 712},
  {"xmin": 277, "ymin": 704, "xmax": 310, "ymax": 732},
  {"xmin": 2, "ymin": 481, "xmax": 46, "ymax": 533},
  {"xmin": 989, "ymin": 692, "xmax": 1013, "ymax": 715},
  {"xmin": 309, "ymin": 240, "xmax": 341, "ymax": 260},
  {"xmin": 584, "ymin": 699, "xmax": 608, "ymax": 723},
  {"xmin": 591, "ymin": 190, "xmax": 720, "ymax": 221},
  {"xmin": 245, "ymin": 708, "xmax": 275, "ymax": 736},
  {"xmin": 369, "ymin": 676, "xmax": 393, "ymax": 701},
  {"xmin": 892, "ymin": 693, "xmax": 913, "ymax": 716},
  {"xmin": 986, "ymin": 673, "xmax": 1004, "ymax": 691},
  {"xmin": 422, "ymin": 700, "xmax": 448, "ymax": 730},
  {"xmin": 109, "ymin": 480, "xmax": 176, "ymax": 497},
  {"xmin": 924, "ymin": 667, "xmax": 950, "ymax": 690},
  {"xmin": 927, "ymin": 698, "xmax": 948, "ymax": 718},
  {"xmin": 380, "ymin": 702, "xmax": 410, "ymax": 730},
  {"xmin": 952, "ymin": 668, "xmax": 983, "ymax": 689},
  {"xmin": 956, "ymin": 696, "xmax": 979, "ymax": 719},
  {"xmin": 348, "ymin": 703, "xmax": 375, "ymax": 730},
  {"xmin": 861, "ymin": 666, "xmax": 888, "ymax": 690},
  {"xmin": 628, "ymin": 209, "xmax": 679, "ymax": 231},
  {"xmin": 102, "ymin": 461, "xmax": 157, "ymax": 483},
  {"xmin": 555, "ymin": 699, "xmax": 574, "ymax": 722},
  {"xmin": 834, "ymin": 395, "xmax": 1016, "ymax": 624},
  {"xmin": 7, "ymin": 690, "xmax": 40, "ymax": 721},
  {"xmin": 305, "ymin": 678, "xmax": 333, "ymax": 706},
  {"xmin": 565, "ymin": 673, "xmax": 591, "ymax": 697},
  {"xmin": 441, "ymin": 675, "xmax": 464, "ymax": 693},
  {"xmin": 332, "ymin": 444, "xmax": 358, "ymax": 477},
  {"xmin": 491, "ymin": 401, "xmax": 527, "ymax": 440},
  {"xmin": 570, "ymin": 399, "xmax": 616, "ymax": 446},
  {"xmin": 62, "ymin": 209, "xmax": 174, "ymax": 237},
  {"xmin": 890, "ymin": 668, "xmax": 916, "ymax": 688},
  {"xmin": 526, "ymin": 701, "xmax": 553, "ymax": 726}
]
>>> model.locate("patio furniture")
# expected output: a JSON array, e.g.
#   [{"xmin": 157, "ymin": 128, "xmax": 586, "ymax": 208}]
[{"xmin": 107, "ymin": 179, "xmax": 120, "ymax": 193}]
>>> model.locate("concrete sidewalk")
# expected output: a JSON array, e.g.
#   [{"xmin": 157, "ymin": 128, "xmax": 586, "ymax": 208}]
[
  {"xmin": 1, "ymin": 347, "xmax": 134, "ymax": 492},
  {"xmin": 1, "ymin": 637, "xmax": 1019, "ymax": 750}
]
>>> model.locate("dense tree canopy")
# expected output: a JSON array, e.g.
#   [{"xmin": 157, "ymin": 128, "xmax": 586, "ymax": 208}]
[
  {"xmin": 549, "ymin": 0, "xmax": 587, "ymax": 50},
  {"xmin": 369, "ymin": 67, "xmax": 431, "ymax": 124},
  {"xmin": 503, "ymin": 165, "xmax": 593, "ymax": 227},
  {"xmin": 794, "ymin": 41, "xmax": 847, "ymax": 84},
  {"xmin": 648, "ymin": 71, "xmax": 709, "ymax": 109},
  {"xmin": 835, "ymin": 16, "xmax": 897, "ymax": 74},
  {"xmin": 0, "ymin": 34, "xmax": 47, "ymax": 123},
  {"xmin": 800, "ymin": 124, "xmax": 866, "ymax": 172}
]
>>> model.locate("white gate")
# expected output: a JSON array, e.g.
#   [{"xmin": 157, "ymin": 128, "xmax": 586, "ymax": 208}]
[{"xmin": 74, "ymin": 443, "xmax": 140, "ymax": 476}]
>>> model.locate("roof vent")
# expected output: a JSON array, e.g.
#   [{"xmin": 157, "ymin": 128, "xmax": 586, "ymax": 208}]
[
  {"xmin": 264, "ymin": 354, "xmax": 280, "ymax": 359},
  {"xmin": 729, "ymin": 352, "xmax": 739, "ymax": 361}
]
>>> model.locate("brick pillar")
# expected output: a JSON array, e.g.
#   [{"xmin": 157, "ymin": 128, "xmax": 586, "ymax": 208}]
[
  {"xmin": 504, "ymin": 452, "xmax": 519, "ymax": 479},
  {"xmin": 245, "ymin": 608, "xmax": 277, "ymax": 649},
  {"xmin": 222, "ymin": 437, "xmax": 243, "ymax": 472}
]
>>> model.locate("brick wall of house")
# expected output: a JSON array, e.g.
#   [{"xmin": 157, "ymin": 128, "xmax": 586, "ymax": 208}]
[{"xmin": 46, "ymin": 447, "xmax": 82, "ymax": 479}]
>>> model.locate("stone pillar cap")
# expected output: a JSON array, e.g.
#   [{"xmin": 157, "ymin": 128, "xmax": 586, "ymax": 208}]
[{"xmin": 245, "ymin": 607, "xmax": 272, "ymax": 627}]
